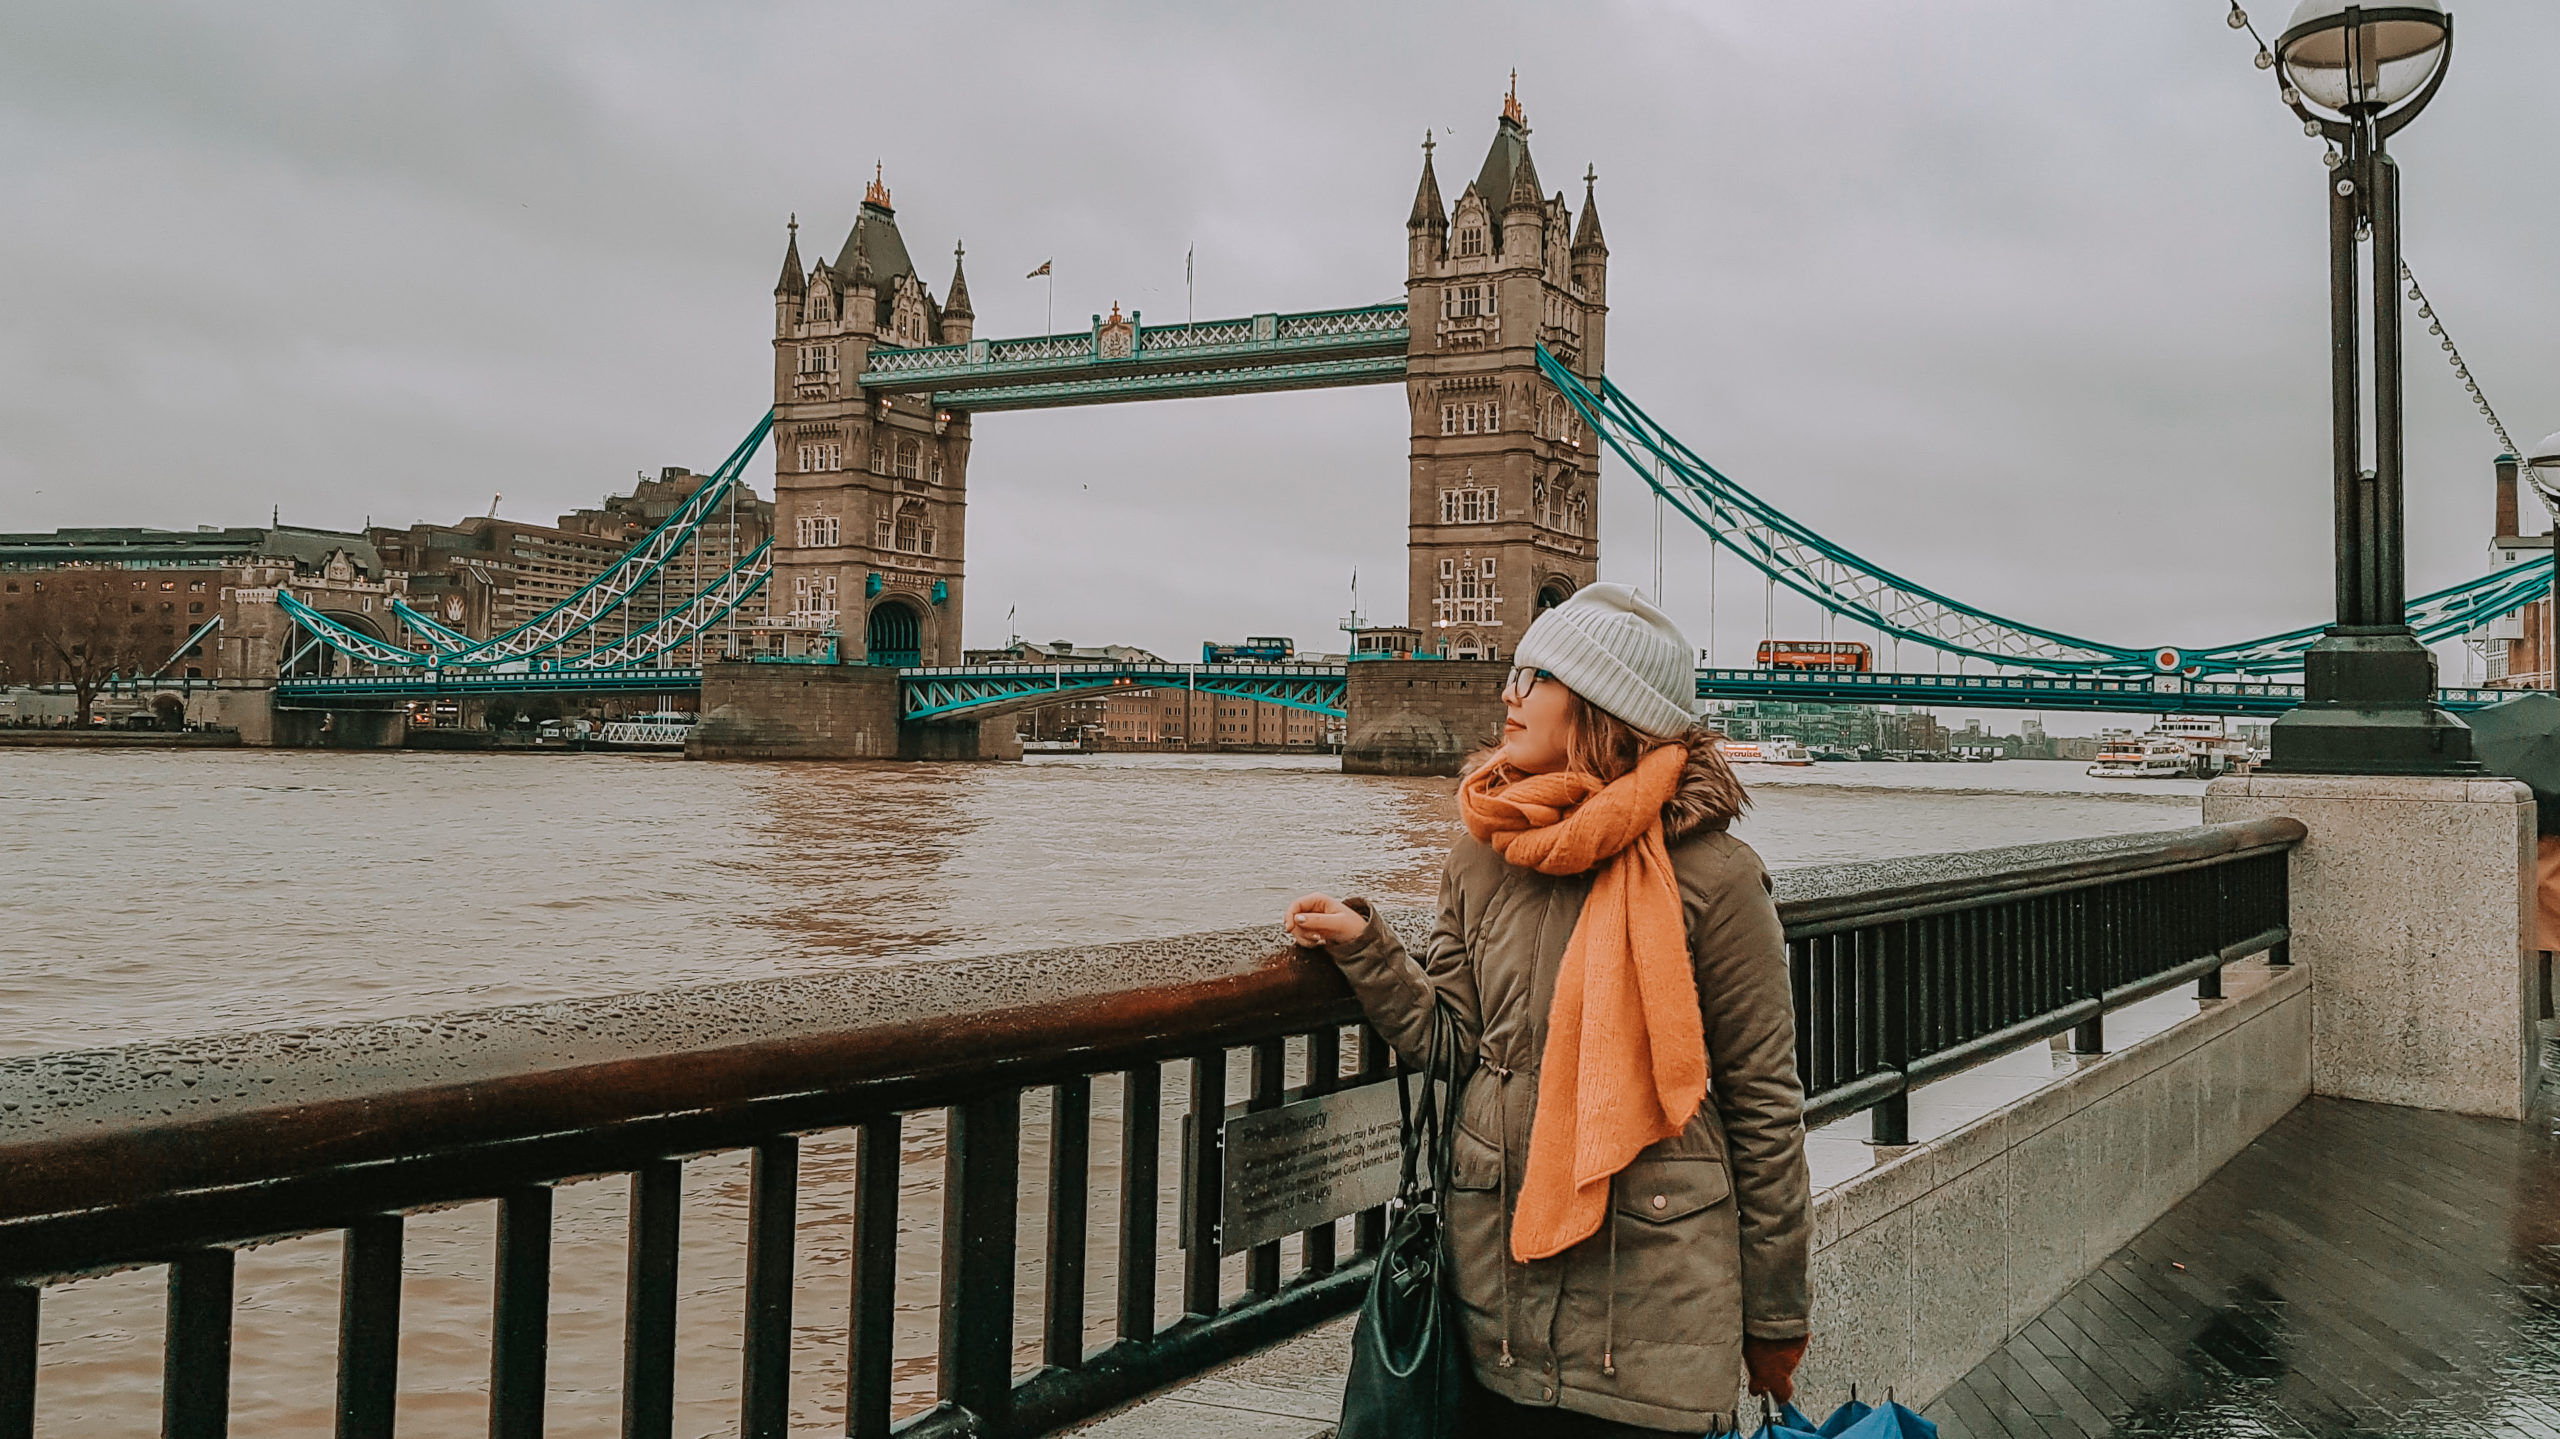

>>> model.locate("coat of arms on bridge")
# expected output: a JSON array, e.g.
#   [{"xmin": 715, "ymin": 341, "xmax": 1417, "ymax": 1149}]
[{"xmin": 1096, "ymin": 302, "xmax": 1136, "ymax": 361}]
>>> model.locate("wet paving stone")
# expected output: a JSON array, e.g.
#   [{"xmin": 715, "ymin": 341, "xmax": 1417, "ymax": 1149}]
[{"xmin": 1929, "ymin": 1096, "xmax": 2560, "ymax": 1439}]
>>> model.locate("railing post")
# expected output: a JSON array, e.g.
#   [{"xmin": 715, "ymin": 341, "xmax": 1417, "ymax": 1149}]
[
  {"xmin": 939, "ymin": 1091, "xmax": 1021, "ymax": 1428},
  {"xmin": 489, "ymin": 1185, "xmax": 553, "ymax": 1439},
  {"xmin": 1115, "ymin": 1068, "xmax": 1161, "ymax": 1344},
  {"xmin": 334, "ymin": 1214, "xmax": 403, "ymax": 1439},
  {"xmin": 1245, "ymin": 1039, "xmax": 1285, "ymax": 1299},
  {"xmin": 740, "ymin": 1137, "xmax": 799, "ymax": 1439},
  {"xmin": 1301, "ymin": 1028, "xmax": 1341, "ymax": 1275},
  {"xmin": 1183, "ymin": 1053, "xmax": 1226, "ymax": 1315},
  {"xmin": 2, "ymin": 1283, "xmax": 37, "ymax": 1439},
  {"xmin": 848, "ymin": 1116, "xmax": 901, "ymax": 1439},
  {"xmin": 1043, "ymin": 1076, "xmax": 1092, "ymax": 1370},
  {"xmin": 621, "ymin": 1161, "xmax": 681, "ymax": 1439},
  {"xmin": 1870, "ymin": 928, "xmax": 1910, "ymax": 1146},
  {"xmin": 163, "ymin": 1249, "xmax": 235, "ymax": 1439}
]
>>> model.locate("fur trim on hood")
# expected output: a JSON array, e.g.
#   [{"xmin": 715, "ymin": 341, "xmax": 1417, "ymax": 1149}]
[{"xmin": 1662, "ymin": 726, "xmax": 1750, "ymax": 844}]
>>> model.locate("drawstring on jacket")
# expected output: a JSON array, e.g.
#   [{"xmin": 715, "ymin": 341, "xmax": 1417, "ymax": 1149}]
[
  {"xmin": 1484, "ymin": 1057, "xmax": 1518, "ymax": 1368},
  {"xmin": 1602, "ymin": 1172, "xmax": 1620, "ymax": 1378}
]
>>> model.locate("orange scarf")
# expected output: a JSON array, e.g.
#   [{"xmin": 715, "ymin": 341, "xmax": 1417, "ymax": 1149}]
[{"xmin": 1459, "ymin": 743, "xmax": 1707, "ymax": 1262}]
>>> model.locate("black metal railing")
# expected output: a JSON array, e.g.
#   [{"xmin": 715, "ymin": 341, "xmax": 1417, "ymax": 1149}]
[{"xmin": 0, "ymin": 818, "xmax": 2300, "ymax": 1439}]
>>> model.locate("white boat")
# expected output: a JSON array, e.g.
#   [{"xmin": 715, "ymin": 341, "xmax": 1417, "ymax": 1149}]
[
  {"xmin": 1719, "ymin": 737, "xmax": 1813, "ymax": 767},
  {"xmin": 597, "ymin": 711, "xmax": 696, "ymax": 751},
  {"xmin": 1021, "ymin": 739, "xmax": 1083, "ymax": 753},
  {"xmin": 2146, "ymin": 715, "xmax": 2256, "ymax": 776},
  {"xmin": 2085, "ymin": 734, "xmax": 2188, "ymax": 778}
]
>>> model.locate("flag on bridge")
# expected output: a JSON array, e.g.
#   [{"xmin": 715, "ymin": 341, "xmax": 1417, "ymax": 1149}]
[{"xmin": 1026, "ymin": 259, "xmax": 1052, "ymax": 278}]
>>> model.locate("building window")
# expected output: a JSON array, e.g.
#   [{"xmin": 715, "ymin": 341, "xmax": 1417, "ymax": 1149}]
[
  {"xmin": 797, "ymin": 343, "xmax": 838, "ymax": 376},
  {"xmin": 1439, "ymin": 487, "xmax": 1498, "ymax": 524},
  {"xmin": 797, "ymin": 441, "xmax": 842, "ymax": 472},
  {"xmin": 1433, "ymin": 557, "xmax": 1502, "ymax": 628},
  {"xmin": 1456, "ymin": 229, "xmax": 1487, "ymax": 258},
  {"xmin": 791, "ymin": 574, "xmax": 839, "ymax": 618},
  {"xmin": 795, "ymin": 515, "xmax": 841, "ymax": 547}
]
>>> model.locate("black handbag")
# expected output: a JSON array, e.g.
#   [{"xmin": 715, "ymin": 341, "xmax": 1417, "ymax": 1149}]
[{"xmin": 1336, "ymin": 1003, "xmax": 1470, "ymax": 1439}]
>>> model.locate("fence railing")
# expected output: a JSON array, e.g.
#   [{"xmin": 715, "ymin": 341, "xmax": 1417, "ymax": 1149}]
[{"xmin": 0, "ymin": 818, "xmax": 2300, "ymax": 1438}]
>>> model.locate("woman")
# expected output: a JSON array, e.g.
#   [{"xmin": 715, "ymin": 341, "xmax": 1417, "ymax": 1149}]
[{"xmin": 1286, "ymin": 584, "xmax": 1811, "ymax": 1436}]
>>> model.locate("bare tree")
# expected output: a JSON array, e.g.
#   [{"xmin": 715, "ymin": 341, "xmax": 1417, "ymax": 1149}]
[{"xmin": 0, "ymin": 573, "xmax": 158, "ymax": 726}]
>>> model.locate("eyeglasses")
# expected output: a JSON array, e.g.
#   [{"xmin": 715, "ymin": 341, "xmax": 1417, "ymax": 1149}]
[{"xmin": 1504, "ymin": 666, "xmax": 1553, "ymax": 701}]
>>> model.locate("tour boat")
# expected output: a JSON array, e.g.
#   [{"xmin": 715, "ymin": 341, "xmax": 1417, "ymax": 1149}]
[
  {"xmin": 2146, "ymin": 715, "xmax": 2256, "ymax": 776},
  {"xmin": 597, "ymin": 712, "xmax": 696, "ymax": 751},
  {"xmin": 2085, "ymin": 734, "xmax": 2188, "ymax": 779},
  {"xmin": 1718, "ymin": 738, "xmax": 1813, "ymax": 766}
]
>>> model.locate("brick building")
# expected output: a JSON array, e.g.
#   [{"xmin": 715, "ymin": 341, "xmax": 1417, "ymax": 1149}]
[
  {"xmin": 0, "ymin": 525, "xmax": 401, "ymax": 686},
  {"xmin": 2483, "ymin": 454, "xmax": 2554, "ymax": 689},
  {"xmin": 368, "ymin": 467, "xmax": 775, "ymax": 657}
]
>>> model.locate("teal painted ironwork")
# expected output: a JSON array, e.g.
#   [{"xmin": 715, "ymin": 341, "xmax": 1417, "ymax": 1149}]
[
  {"xmin": 277, "ymin": 669, "xmax": 706, "ymax": 700},
  {"xmin": 1695, "ymin": 666, "xmax": 2510, "ymax": 718},
  {"xmin": 1540, "ymin": 346, "xmax": 2553, "ymax": 676},
  {"xmin": 899, "ymin": 663, "xmax": 1347, "ymax": 721},
  {"xmin": 860, "ymin": 305, "xmax": 1408, "ymax": 411}
]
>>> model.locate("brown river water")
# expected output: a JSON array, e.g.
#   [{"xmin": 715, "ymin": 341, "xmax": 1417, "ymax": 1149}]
[{"xmin": 0, "ymin": 749, "xmax": 2203, "ymax": 1435}]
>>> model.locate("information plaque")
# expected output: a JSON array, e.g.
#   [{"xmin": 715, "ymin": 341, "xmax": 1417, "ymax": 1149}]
[{"xmin": 1211, "ymin": 1075, "xmax": 1412, "ymax": 1256}]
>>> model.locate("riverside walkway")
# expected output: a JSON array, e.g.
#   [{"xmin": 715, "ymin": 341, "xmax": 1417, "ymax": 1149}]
[{"xmin": 1935, "ymin": 1097, "xmax": 2560, "ymax": 1439}]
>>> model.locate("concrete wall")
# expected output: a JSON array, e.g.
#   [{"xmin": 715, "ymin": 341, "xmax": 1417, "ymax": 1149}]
[
  {"xmin": 1795, "ymin": 959, "xmax": 2311, "ymax": 1409},
  {"xmin": 2204, "ymin": 774, "xmax": 2538, "ymax": 1119},
  {"xmin": 688, "ymin": 660, "xmax": 1020, "ymax": 762},
  {"xmin": 1340, "ymin": 659, "xmax": 1507, "ymax": 776}
]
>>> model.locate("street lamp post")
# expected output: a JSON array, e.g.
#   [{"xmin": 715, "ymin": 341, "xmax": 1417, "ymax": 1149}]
[{"xmin": 2262, "ymin": 1, "xmax": 2473, "ymax": 773}]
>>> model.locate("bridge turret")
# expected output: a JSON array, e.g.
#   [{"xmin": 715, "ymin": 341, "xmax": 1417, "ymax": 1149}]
[
  {"xmin": 942, "ymin": 242, "xmax": 974, "ymax": 345},
  {"xmin": 1400, "ymin": 80, "xmax": 1605, "ymax": 664},
  {"xmin": 1572, "ymin": 168, "xmax": 1607, "ymax": 371},
  {"xmin": 1407, "ymin": 133, "xmax": 1448, "ymax": 278}
]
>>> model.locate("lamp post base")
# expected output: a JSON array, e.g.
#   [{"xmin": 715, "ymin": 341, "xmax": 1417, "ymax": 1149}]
[{"xmin": 2263, "ymin": 628, "xmax": 2478, "ymax": 775}]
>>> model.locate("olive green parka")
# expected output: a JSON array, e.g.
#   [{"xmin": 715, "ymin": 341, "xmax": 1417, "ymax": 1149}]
[{"xmin": 1325, "ymin": 731, "xmax": 1811, "ymax": 1431}]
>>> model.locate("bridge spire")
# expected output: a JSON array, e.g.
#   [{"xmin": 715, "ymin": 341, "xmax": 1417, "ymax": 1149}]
[
  {"xmin": 945, "ymin": 240, "xmax": 973, "ymax": 320},
  {"xmin": 1574, "ymin": 166, "xmax": 1606, "ymax": 254},
  {"xmin": 774, "ymin": 213, "xmax": 805, "ymax": 297},
  {"xmin": 1408, "ymin": 130, "xmax": 1447, "ymax": 232}
]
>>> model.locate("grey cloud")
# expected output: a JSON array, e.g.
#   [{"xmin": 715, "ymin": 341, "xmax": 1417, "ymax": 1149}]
[{"xmin": 0, "ymin": 1, "xmax": 2552, "ymax": 680}]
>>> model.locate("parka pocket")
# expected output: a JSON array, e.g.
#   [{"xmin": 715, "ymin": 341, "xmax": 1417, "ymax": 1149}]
[
  {"xmin": 1613, "ymin": 1154, "xmax": 1731, "ymax": 1223},
  {"xmin": 1581, "ymin": 1155, "xmax": 1742, "ymax": 1344}
]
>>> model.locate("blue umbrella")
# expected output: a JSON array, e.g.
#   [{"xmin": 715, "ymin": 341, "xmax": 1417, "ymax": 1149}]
[{"xmin": 1830, "ymin": 1398, "xmax": 1938, "ymax": 1439}]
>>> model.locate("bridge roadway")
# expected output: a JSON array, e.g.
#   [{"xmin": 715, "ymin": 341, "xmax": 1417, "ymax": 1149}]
[{"xmin": 276, "ymin": 662, "xmax": 2517, "ymax": 723}]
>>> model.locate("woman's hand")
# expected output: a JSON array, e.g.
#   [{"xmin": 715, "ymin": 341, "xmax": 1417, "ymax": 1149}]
[{"xmin": 1283, "ymin": 893, "xmax": 1367, "ymax": 949}]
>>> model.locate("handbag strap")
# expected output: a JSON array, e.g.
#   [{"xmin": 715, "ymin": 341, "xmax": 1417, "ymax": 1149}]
[{"xmin": 1390, "ymin": 1002, "xmax": 1468, "ymax": 1210}]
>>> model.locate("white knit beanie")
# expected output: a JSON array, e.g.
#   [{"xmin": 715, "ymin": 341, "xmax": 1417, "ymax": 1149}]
[{"xmin": 1512, "ymin": 582, "xmax": 1697, "ymax": 738}]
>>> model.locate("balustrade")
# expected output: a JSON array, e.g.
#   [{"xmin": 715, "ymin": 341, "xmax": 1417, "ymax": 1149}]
[{"xmin": 0, "ymin": 818, "xmax": 2299, "ymax": 1438}]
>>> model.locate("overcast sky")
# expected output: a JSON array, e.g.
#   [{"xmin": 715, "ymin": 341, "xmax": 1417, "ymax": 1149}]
[{"xmin": 3, "ymin": 2, "xmax": 2554, "ymax": 702}]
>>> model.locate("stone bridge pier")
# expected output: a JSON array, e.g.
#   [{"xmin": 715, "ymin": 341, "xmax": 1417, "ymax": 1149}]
[{"xmin": 686, "ymin": 661, "xmax": 1021, "ymax": 761}]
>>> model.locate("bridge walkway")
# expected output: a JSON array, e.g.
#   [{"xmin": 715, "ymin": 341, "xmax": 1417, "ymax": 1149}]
[{"xmin": 1932, "ymin": 1097, "xmax": 2560, "ymax": 1438}]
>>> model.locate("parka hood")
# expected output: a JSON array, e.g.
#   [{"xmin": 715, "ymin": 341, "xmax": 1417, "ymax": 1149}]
[{"xmin": 1662, "ymin": 726, "xmax": 1750, "ymax": 844}]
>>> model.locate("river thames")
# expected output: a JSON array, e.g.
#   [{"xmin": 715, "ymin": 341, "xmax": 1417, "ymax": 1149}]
[{"xmin": 1, "ymin": 749, "xmax": 2207, "ymax": 1433}]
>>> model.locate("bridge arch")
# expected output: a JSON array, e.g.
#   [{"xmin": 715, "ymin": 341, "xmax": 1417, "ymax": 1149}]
[{"xmin": 864, "ymin": 595, "xmax": 926, "ymax": 667}]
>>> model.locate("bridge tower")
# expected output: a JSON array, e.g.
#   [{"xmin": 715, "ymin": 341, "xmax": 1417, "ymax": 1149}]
[
  {"xmin": 769, "ymin": 168, "xmax": 972, "ymax": 665},
  {"xmin": 1402, "ymin": 82, "xmax": 1608, "ymax": 662}
]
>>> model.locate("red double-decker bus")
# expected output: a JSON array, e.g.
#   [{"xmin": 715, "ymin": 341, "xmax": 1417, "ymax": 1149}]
[{"xmin": 1755, "ymin": 639, "xmax": 1873, "ymax": 673}]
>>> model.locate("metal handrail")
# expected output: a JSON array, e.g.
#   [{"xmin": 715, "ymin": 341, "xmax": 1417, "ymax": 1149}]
[{"xmin": 0, "ymin": 818, "xmax": 2302, "ymax": 1437}]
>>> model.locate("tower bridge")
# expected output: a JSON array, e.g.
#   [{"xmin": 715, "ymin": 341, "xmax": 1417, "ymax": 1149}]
[{"xmin": 257, "ymin": 82, "xmax": 2550, "ymax": 764}]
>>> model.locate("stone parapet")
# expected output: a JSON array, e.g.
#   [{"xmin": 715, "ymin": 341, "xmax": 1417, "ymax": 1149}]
[
  {"xmin": 1340, "ymin": 659, "xmax": 1507, "ymax": 776},
  {"xmin": 2203, "ymin": 773, "xmax": 2536, "ymax": 1118}
]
